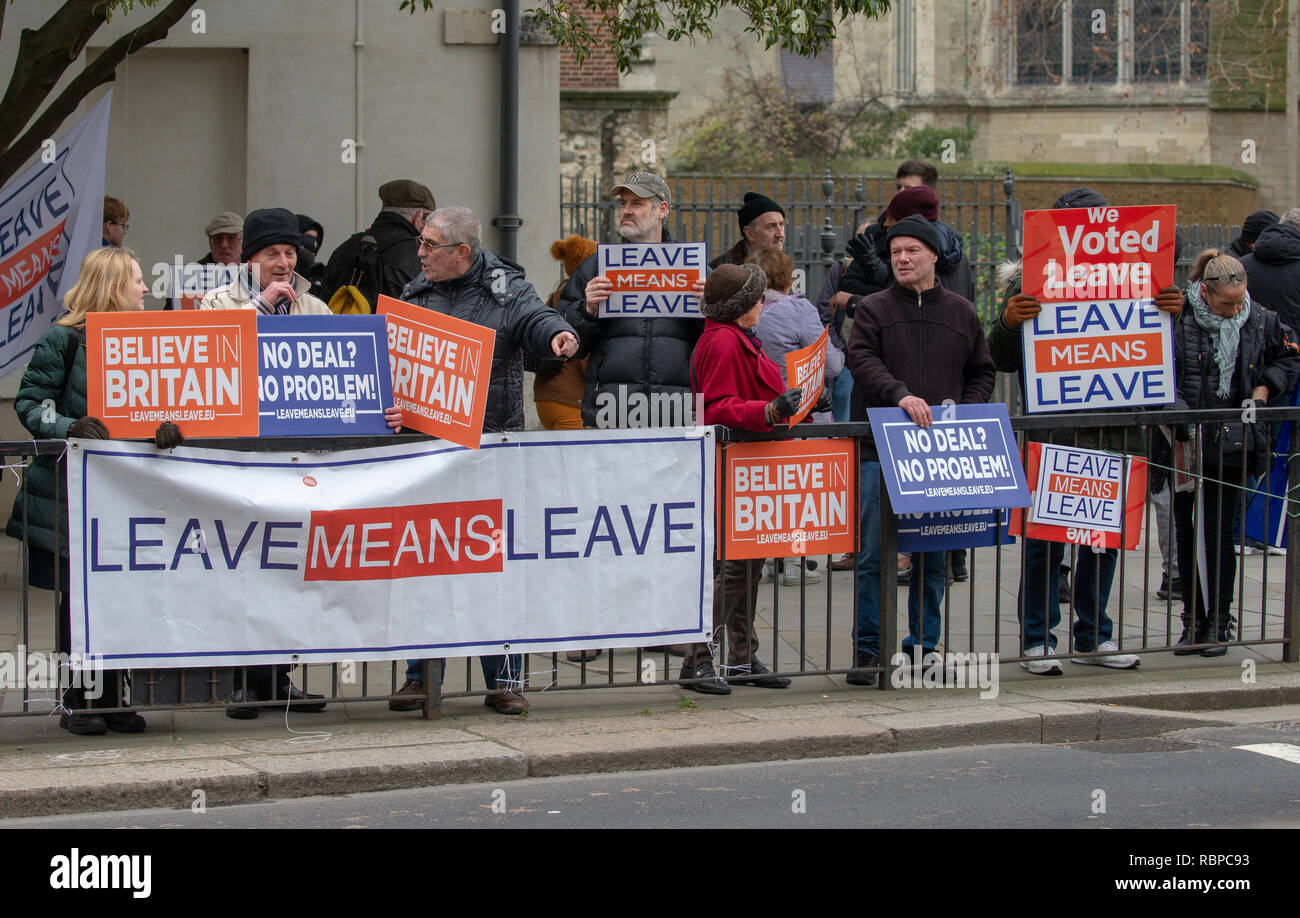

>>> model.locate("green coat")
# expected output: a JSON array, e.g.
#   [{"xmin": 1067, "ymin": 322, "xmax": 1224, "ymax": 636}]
[{"xmin": 5, "ymin": 323, "xmax": 87, "ymax": 556}]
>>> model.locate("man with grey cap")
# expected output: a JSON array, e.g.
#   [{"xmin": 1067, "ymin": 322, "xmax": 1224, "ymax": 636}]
[
  {"xmin": 558, "ymin": 171, "xmax": 705, "ymax": 428},
  {"xmin": 323, "ymin": 179, "xmax": 436, "ymax": 311},
  {"xmin": 198, "ymin": 211, "xmax": 243, "ymax": 266}
]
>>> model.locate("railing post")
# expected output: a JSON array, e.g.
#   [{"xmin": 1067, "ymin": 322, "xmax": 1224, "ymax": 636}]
[
  {"xmin": 1002, "ymin": 168, "xmax": 1021, "ymax": 261},
  {"xmin": 878, "ymin": 480, "xmax": 899, "ymax": 689},
  {"xmin": 1285, "ymin": 452, "xmax": 1299, "ymax": 662}
]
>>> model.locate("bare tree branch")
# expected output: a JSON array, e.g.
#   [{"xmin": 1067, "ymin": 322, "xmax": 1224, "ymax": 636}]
[{"xmin": 0, "ymin": 0, "xmax": 196, "ymax": 185}]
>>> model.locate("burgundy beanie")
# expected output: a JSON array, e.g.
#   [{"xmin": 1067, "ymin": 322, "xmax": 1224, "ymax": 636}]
[{"xmin": 886, "ymin": 186, "xmax": 940, "ymax": 223}]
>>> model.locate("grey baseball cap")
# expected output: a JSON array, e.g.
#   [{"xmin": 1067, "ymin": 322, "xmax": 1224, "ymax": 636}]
[{"xmin": 610, "ymin": 171, "xmax": 671, "ymax": 205}]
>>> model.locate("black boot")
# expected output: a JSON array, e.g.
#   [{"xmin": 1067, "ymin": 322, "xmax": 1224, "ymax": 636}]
[
  {"xmin": 1200, "ymin": 610, "xmax": 1234, "ymax": 657},
  {"xmin": 1173, "ymin": 609, "xmax": 1206, "ymax": 656}
]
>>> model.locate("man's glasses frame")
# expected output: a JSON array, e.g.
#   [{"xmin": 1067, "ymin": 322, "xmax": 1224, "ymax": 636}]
[{"xmin": 418, "ymin": 238, "xmax": 463, "ymax": 253}]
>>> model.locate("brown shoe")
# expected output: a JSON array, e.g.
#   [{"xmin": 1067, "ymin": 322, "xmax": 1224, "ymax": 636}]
[
  {"xmin": 566, "ymin": 648, "xmax": 600, "ymax": 663},
  {"xmin": 831, "ymin": 553, "xmax": 856, "ymax": 571},
  {"xmin": 484, "ymin": 690, "xmax": 529, "ymax": 715},
  {"xmin": 388, "ymin": 678, "xmax": 426, "ymax": 712}
]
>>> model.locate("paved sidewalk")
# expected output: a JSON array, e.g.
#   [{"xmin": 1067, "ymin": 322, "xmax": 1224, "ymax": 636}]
[{"xmin": 0, "ymin": 656, "xmax": 1296, "ymax": 818}]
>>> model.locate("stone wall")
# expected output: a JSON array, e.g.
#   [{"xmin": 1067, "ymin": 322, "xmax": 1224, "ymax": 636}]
[
  {"xmin": 559, "ymin": 90, "xmax": 676, "ymax": 191},
  {"xmin": 1208, "ymin": 110, "xmax": 1294, "ymax": 212}
]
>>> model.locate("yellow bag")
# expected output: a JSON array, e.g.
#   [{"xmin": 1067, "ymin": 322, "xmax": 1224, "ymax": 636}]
[{"xmin": 329, "ymin": 284, "xmax": 371, "ymax": 315}]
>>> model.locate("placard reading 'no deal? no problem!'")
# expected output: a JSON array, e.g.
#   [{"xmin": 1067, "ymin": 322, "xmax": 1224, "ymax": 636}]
[
  {"xmin": 85, "ymin": 309, "xmax": 260, "ymax": 438},
  {"xmin": 1020, "ymin": 204, "xmax": 1177, "ymax": 413},
  {"xmin": 597, "ymin": 243, "xmax": 706, "ymax": 318},
  {"xmin": 377, "ymin": 294, "xmax": 493, "ymax": 450}
]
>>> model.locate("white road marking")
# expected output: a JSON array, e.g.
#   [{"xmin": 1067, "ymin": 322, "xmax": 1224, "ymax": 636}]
[{"xmin": 1233, "ymin": 742, "xmax": 1300, "ymax": 765}]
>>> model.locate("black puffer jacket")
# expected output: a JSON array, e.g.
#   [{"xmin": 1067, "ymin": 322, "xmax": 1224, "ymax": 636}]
[
  {"xmin": 400, "ymin": 251, "xmax": 574, "ymax": 433},
  {"xmin": 1241, "ymin": 222, "xmax": 1300, "ymax": 331},
  {"xmin": 1171, "ymin": 299, "xmax": 1300, "ymax": 476},
  {"xmin": 324, "ymin": 211, "xmax": 423, "ymax": 306},
  {"xmin": 838, "ymin": 216, "xmax": 974, "ymax": 304},
  {"xmin": 558, "ymin": 228, "xmax": 705, "ymax": 427}
]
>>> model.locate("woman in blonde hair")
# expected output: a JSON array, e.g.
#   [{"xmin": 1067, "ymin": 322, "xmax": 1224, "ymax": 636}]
[
  {"xmin": 4, "ymin": 246, "xmax": 149, "ymax": 735},
  {"xmin": 1171, "ymin": 249, "xmax": 1300, "ymax": 655}
]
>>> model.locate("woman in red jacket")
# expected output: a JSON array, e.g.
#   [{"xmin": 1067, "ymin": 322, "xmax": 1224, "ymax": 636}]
[{"xmin": 682, "ymin": 263, "xmax": 810, "ymax": 694}]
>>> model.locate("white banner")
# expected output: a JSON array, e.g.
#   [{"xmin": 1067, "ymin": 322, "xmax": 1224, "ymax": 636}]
[
  {"xmin": 0, "ymin": 93, "xmax": 111, "ymax": 376},
  {"xmin": 69, "ymin": 429, "xmax": 714, "ymax": 668}
]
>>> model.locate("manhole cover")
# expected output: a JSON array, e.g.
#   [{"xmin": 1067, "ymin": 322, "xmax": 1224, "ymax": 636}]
[{"xmin": 1064, "ymin": 738, "xmax": 1200, "ymax": 754}]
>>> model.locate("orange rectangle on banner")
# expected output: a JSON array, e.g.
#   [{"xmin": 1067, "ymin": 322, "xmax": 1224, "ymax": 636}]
[
  {"xmin": 1033, "ymin": 332, "xmax": 1164, "ymax": 373},
  {"xmin": 606, "ymin": 269, "xmax": 695, "ymax": 291},
  {"xmin": 86, "ymin": 310, "xmax": 259, "ymax": 438},
  {"xmin": 1022, "ymin": 204, "xmax": 1176, "ymax": 301},
  {"xmin": 718, "ymin": 438, "xmax": 855, "ymax": 560},
  {"xmin": 378, "ymin": 294, "xmax": 494, "ymax": 450},
  {"xmin": 784, "ymin": 326, "xmax": 829, "ymax": 427}
]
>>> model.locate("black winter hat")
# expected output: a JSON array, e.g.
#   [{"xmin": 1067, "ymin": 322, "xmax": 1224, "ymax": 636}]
[
  {"xmin": 242, "ymin": 208, "xmax": 302, "ymax": 262},
  {"xmin": 701, "ymin": 263, "xmax": 766, "ymax": 324},
  {"xmin": 1051, "ymin": 187, "xmax": 1108, "ymax": 210},
  {"xmin": 1241, "ymin": 210, "xmax": 1279, "ymax": 244},
  {"xmin": 885, "ymin": 214, "xmax": 941, "ymax": 256},
  {"xmin": 738, "ymin": 191, "xmax": 785, "ymax": 231}
]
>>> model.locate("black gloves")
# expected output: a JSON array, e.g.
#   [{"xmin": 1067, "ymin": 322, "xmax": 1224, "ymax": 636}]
[
  {"xmin": 844, "ymin": 232, "xmax": 889, "ymax": 288},
  {"xmin": 813, "ymin": 387, "xmax": 833, "ymax": 414},
  {"xmin": 154, "ymin": 422, "xmax": 184, "ymax": 450},
  {"xmin": 766, "ymin": 388, "xmax": 803, "ymax": 424},
  {"xmin": 67, "ymin": 416, "xmax": 109, "ymax": 440}
]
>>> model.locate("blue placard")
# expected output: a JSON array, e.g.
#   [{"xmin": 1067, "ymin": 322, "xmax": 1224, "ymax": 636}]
[
  {"xmin": 256, "ymin": 315, "xmax": 394, "ymax": 436},
  {"xmin": 869, "ymin": 403, "xmax": 1030, "ymax": 514},
  {"xmin": 897, "ymin": 508, "xmax": 1015, "ymax": 552}
]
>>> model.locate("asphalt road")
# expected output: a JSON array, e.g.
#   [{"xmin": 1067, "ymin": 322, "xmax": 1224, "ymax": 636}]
[{"xmin": 6, "ymin": 720, "xmax": 1299, "ymax": 830}]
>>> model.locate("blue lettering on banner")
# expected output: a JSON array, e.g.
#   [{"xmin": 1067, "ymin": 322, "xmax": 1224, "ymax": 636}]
[
  {"xmin": 256, "ymin": 315, "xmax": 394, "ymax": 436},
  {"xmin": 897, "ymin": 508, "xmax": 1015, "ymax": 552},
  {"xmin": 869, "ymin": 403, "xmax": 1030, "ymax": 515}
]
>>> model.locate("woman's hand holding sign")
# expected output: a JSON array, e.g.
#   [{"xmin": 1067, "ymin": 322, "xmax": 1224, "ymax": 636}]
[
  {"xmin": 1002, "ymin": 293, "xmax": 1042, "ymax": 330},
  {"xmin": 1153, "ymin": 285, "xmax": 1184, "ymax": 316}
]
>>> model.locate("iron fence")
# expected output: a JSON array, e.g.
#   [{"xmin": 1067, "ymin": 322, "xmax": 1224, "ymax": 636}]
[{"xmin": 0, "ymin": 410, "xmax": 1294, "ymax": 722}]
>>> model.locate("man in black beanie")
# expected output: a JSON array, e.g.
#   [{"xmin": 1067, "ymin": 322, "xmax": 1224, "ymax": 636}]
[
  {"xmin": 1229, "ymin": 209, "xmax": 1278, "ymax": 258},
  {"xmin": 709, "ymin": 191, "xmax": 786, "ymax": 269},
  {"xmin": 844, "ymin": 214, "xmax": 995, "ymax": 686},
  {"xmin": 198, "ymin": 207, "xmax": 332, "ymax": 314}
]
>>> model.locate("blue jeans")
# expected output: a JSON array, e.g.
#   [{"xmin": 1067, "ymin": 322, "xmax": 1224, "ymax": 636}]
[
  {"xmin": 856, "ymin": 461, "xmax": 946, "ymax": 656},
  {"xmin": 832, "ymin": 366, "xmax": 854, "ymax": 423},
  {"xmin": 405, "ymin": 655, "xmax": 522, "ymax": 690},
  {"xmin": 1019, "ymin": 539, "xmax": 1115, "ymax": 651}
]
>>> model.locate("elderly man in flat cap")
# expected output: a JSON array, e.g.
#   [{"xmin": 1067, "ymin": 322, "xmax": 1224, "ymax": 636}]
[{"xmin": 323, "ymin": 179, "xmax": 436, "ymax": 310}]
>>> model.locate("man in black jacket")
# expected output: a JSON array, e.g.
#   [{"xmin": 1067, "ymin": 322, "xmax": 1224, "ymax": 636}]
[
  {"xmin": 558, "ymin": 171, "xmax": 705, "ymax": 428},
  {"xmin": 845, "ymin": 215, "xmax": 996, "ymax": 686},
  {"xmin": 1241, "ymin": 208, "xmax": 1300, "ymax": 332},
  {"xmin": 388, "ymin": 206, "xmax": 578, "ymax": 716},
  {"xmin": 323, "ymin": 179, "xmax": 435, "ymax": 311}
]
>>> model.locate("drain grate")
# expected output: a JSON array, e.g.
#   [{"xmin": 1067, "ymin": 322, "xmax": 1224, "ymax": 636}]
[{"xmin": 1064, "ymin": 738, "xmax": 1200, "ymax": 754}]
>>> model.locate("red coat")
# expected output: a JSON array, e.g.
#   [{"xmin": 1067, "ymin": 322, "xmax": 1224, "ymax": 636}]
[{"xmin": 691, "ymin": 319, "xmax": 786, "ymax": 431}]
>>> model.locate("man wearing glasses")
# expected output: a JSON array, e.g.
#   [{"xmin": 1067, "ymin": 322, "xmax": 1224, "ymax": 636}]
[
  {"xmin": 102, "ymin": 196, "xmax": 129, "ymax": 248},
  {"xmin": 389, "ymin": 206, "xmax": 579, "ymax": 716}
]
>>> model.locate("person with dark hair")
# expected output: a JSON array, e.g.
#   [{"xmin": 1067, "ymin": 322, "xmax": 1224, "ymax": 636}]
[
  {"xmin": 296, "ymin": 213, "xmax": 327, "ymax": 300},
  {"xmin": 845, "ymin": 215, "xmax": 996, "ymax": 687},
  {"xmin": 709, "ymin": 191, "xmax": 786, "ymax": 269},
  {"xmin": 1170, "ymin": 250, "xmax": 1300, "ymax": 654},
  {"xmin": 895, "ymin": 159, "xmax": 939, "ymax": 190},
  {"xmin": 1228, "ymin": 210, "xmax": 1278, "ymax": 258},
  {"xmin": 988, "ymin": 188, "xmax": 1184, "ymax": 675},
  {"xmin": 1240, "ymin": 208, "xmax": 1300, "ymax": 332},
  {"xmin": 102, "ymin": 196, "xmax": 129, "ymax": 247},
  {"xmin": 682, "ymin": 262, "xmax": 821, "ymax": 694}
]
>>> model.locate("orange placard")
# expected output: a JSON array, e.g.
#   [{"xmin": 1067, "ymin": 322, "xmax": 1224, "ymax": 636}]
[
  {"xmin": 378, "ymin": 294, "xmax": 494, "ymax": 450},
  {"xmin": 86, "ymin": 310, "xmax": 259, "ymax": 438},
  {"xmin": 784, "ymin": 326, "xmax": 829, "ymax": 427},
  {"xmin": 1009, "ymin": 440, "xmax": 1147, "ymax": 551},
  {"xmin": 1021, "ymin": 204, "xmax": 1176, "ymax": 301},
  {"xmin": 717, "ymin": 439, "xmax": 855, "ymax": 560}
]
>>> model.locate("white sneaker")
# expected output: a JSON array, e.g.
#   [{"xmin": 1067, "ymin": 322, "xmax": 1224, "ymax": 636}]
[
  {"xmin": 759, "ymin": 561, "xmax": 775, "ymax": 584},
  {"xmin": 1233, "ymin": 542, "xmax": 1257, "ymax": 556},
  {"xmin": 1266, "ymin": 544, "xmax": 1286, "ymax": 556},
  {"xmin": 781, "ymin": 562, "xmax": 822, "ymax": 586},
  {"xmin": 1073, "ymin": 639, "xmax": 1140, "ymax": 669},
  {"xmin": 1019, "ymin": 644, "xmax": 1063, "ymax": 676}
]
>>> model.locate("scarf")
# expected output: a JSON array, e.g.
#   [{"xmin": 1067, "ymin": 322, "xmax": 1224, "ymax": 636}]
[{"xmin": 1186, "ymin": 280, "xmax": 1250, "ymax": 399}]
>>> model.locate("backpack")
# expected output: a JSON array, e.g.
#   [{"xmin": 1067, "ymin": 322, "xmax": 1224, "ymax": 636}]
[{"xmin": 325, "ymin": 230, "xmax": 406, "ymax": 314}]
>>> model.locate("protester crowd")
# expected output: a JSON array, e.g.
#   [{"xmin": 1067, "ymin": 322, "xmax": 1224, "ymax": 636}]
[{"xmin": 9, "ymin": 168, "xmax": 1298, "ymax": 733}]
